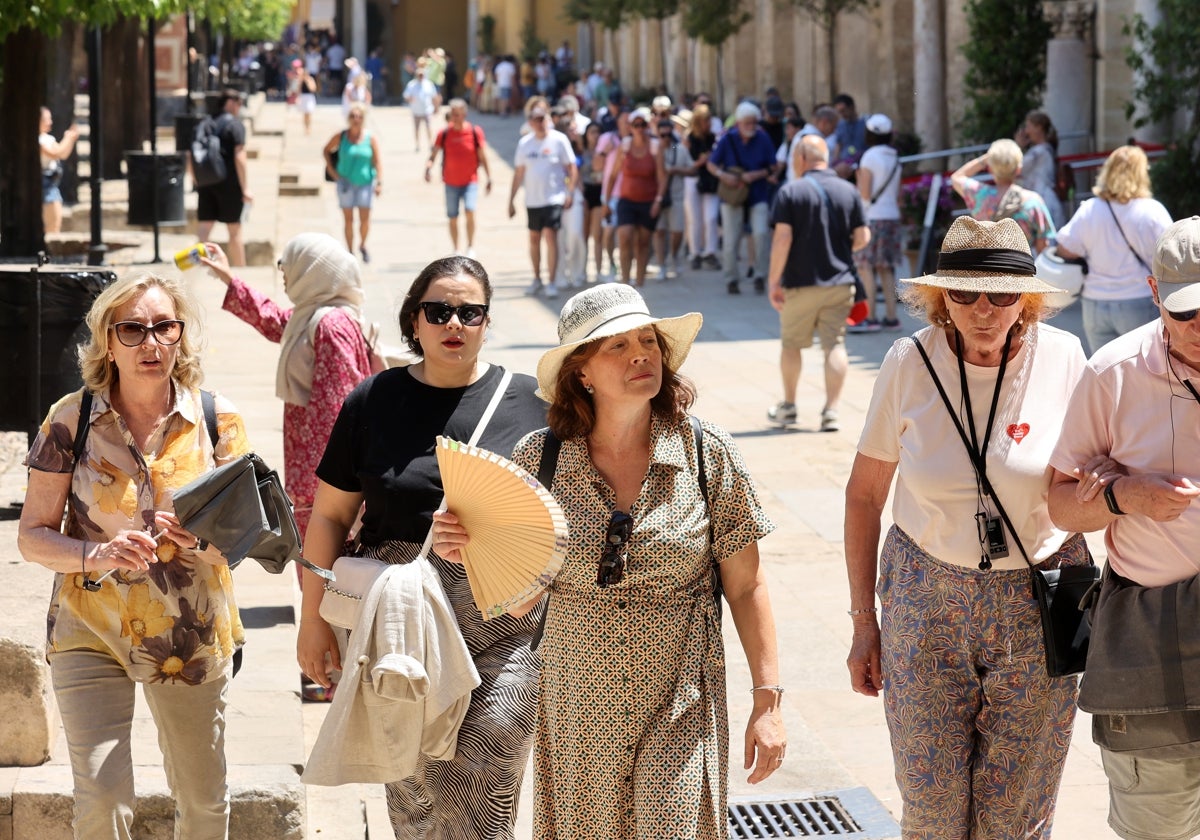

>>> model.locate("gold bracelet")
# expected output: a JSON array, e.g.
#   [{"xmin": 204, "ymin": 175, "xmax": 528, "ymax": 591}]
[
  {"xmin": 750, "ymin": 685, "xmax": 785, "ymax": 694},
  {"xmin": 847, "ymin": 607, "xmax": 877, "ymax": 616}
]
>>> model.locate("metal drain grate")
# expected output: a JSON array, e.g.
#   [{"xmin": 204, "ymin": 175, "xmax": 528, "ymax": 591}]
[{"xmin": 728, "ymin": 789, "xmax": 900, "ymax": 839}]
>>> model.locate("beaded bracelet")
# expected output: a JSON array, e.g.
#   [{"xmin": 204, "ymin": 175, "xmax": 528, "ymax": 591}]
[{"xmin": 847, "ymin": 607, "xmax": 877, "ymax": 616}]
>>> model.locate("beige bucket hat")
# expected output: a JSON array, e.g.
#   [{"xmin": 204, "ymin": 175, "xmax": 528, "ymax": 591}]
[{"xmin": 903, "ymin": 216, "xmax": 1062, "ymax": 294}]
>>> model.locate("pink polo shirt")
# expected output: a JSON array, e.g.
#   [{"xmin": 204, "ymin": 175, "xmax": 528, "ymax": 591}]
[{"xmin": 1050, "ymin": 319, "xmax": 1200, "ymax": 586}]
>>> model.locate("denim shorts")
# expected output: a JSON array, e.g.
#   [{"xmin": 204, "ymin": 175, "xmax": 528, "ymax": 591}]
[
  {"xmin": 337, "ymin": 179, "xmax": 374, "ymax": 209},
  {"xmin": 42, "ymin": 173, "xmax": 63, "ymax": 205},
  {"xmin": 445, "ymin": 182, "xmax": 479, "ymax": 218}
]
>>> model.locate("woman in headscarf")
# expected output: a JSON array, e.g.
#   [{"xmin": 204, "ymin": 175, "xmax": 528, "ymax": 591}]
[{"xmin": 202, "ymin": 234, "xmax": 374, "ymax": 543}]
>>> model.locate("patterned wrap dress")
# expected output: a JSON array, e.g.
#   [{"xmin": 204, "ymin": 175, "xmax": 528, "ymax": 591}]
[
  {"xmin": 317, "ymin": 364, "xmax": 548, "ymax": 839},
  {"xmin": 511, "ymin": 415, "xmax": 774, "ymax": 839}
]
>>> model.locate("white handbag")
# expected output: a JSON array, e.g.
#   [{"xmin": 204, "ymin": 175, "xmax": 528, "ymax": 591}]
[{"xmin": 318, "ymin": 370, "xmax": 513, "ymax": 630}]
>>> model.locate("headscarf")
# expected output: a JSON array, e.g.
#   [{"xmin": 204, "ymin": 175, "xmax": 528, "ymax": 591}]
[{"xmin": 276, "ymin": 233, "xmax": 367, "ymax": 406}]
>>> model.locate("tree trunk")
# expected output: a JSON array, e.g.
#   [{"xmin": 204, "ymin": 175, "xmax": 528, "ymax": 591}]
[
  {"xmin": 0, "ymin": 29, "xmax": 49, "ymax": 258},
  {"xmin": 47, "ymin": 22, "xmax": 81, "ymax": 205},
  {"xmin": 99, "ymin": 16, "xmax": 148, "ymax": 179},
  {"xmin": 716, "ymin": 44, "xmax": 725, "ymax": 116}
]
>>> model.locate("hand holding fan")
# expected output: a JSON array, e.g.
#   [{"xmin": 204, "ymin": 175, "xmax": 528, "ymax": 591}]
[{"xmin": 435, "ymin": 436, "xmax": 568, "ymax": 619}]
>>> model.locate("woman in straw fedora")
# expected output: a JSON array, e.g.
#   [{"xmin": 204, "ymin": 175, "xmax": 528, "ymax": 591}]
[
  {"xmin": 843, "ymin": 216, "xmax": 1112, "ymax": 837},
  {"xmin": 433, "ymin": 283, "xmax": 786, "ymax": 838}
]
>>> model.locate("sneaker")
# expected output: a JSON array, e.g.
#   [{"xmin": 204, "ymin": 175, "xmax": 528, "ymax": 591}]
[
  {"xmin": 544, "ymin": 282, "xmax": 560, "ymax": 299},
  {"xmin": 820, "ymin": 408, "xmax": 840, "ymax": 433},
  {"xmin": 703, "ymin": 254, "xmax": 721, "ymax": 270},
  {"xmin": 846, "ymin": 319, "xmax": 883, "ymax": 334},
  {"xmin": 524, "ymin": 279, "xmax": 543, "ymax": 296},
  {"xmin": 673, "ymin": 259, "xmax": 685, "ymax": 276},
  {"xmin": 727, "ymin": 280, "xmax": 741, "ymax": 295},
  {"xmin": 466, "ymin": 247, "xmax": 477, "ymax": 259},
  {"xmin": 691, "ymin": 255, "xmax": 703, "ymax": 270},
  {"xmin": 753, "ymin": 276, "xmax": 765, "ymax": 294},
  {"xmin": 881, "ymin": 317, "xmax": 902, "ymax": 331},
  {"xmin": 360, "ymin": 246, "xmax": 370, "ymax": 264},
  {"xmin": 767, "ymin": 402, "xmax": 798, "ymax": 426},
  {"xmin": 746, "ymin": 265, "xmax": 755, "ymax": 280}
]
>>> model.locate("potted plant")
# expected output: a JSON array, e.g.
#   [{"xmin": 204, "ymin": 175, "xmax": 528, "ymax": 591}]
[{"xmin": 899, "ymin": 173, "xmax": 959, "ymax": 254}]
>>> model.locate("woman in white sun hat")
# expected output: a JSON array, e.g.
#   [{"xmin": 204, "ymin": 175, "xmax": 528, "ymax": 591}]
[
  {"xmin": 844, "ymin": 215, "xmax": 1112, "ymax": 838},
  {"xmin": 433, "ymin": 283, "xmax": 786, "ymax": 837}
]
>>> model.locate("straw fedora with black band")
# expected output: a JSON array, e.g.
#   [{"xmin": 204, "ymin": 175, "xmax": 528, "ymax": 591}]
[
  {"xmin": 903, "ymin": 216, "xmax": 1063, "ymax": 295},
  {"xmin": 536, "ymin": 285, "xmax": 702, "ymax": 402}
]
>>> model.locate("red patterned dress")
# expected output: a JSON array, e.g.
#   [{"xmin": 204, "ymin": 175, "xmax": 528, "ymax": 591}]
[{"xmin": 223, "ymin": 278, "xmax": 371, "ymax": 537}]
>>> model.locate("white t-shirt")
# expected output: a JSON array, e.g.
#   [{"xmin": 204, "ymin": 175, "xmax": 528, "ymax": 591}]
[
  {"xmin": 1055, "ymin": 197, "xmax": 1173, "ymax": 302},
  {"xmin": 1050, "ymin": 319, "xmax": 1200, "ymax": 587},
  {"xmin": 858, "ymin": 324, "xmax": 1085, "ymax": 569},
  {"xmin": 859, "ymin": 145, "xmax": 901, "ymax": 221},
  {"xmin": 514, "ymin": 130, "xmax": 576, "ymax": 208},
  {"xmin": 39, "ymin": 133, "xmax": 56, "ymax": 170},
  {"xmin": 494, "ymin": 61, "xmax": 516, "ymax": 88},
  {"xmin": 404, "ymin": 78, "xmax": 439, "ymax": 116}
]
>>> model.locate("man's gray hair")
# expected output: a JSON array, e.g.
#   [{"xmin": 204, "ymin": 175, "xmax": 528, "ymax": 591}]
[{"xmin": 448, "ymin": 97, "xmax": 468, "ymax": 111}]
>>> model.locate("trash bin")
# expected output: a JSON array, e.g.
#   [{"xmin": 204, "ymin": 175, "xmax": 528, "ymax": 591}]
[
  {"xmin": 175, "ymin": 113, "xmax": 202, "ymax": 154},
  {"xmin": 125, "ymin": 151, "xmax": 186, "ymax": 226},
  {"xmin": 0, "ymin": 266, "xmax": 116, "ymax": 441}
]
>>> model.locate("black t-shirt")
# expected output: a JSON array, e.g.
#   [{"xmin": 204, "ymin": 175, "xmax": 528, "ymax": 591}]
[
  {"xmin": 762, "ymin": 120, "xmax": 785, "ymax": 150},
  {"xmin": 215, "ymin": 113, "xmax": 245, "ymax": 190},
  {"xmin": 771, "ymin": 169, "xmax": 866, "ymax": 288},
  {"xmin": 317, "ymin": 364, "xmax": 548, "ymax": 545},
  {"xmin": 687, "ymin": 133, "xmax": 718, "ymax": 193}
]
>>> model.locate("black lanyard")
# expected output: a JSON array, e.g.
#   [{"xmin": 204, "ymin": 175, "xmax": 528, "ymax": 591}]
[{"xmin": 954, "ymin": 329, "xmax": 1012, "ymax": 467}]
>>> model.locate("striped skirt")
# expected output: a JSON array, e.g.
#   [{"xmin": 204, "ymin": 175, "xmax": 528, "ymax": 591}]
[{"xmin": 359, "ymin": 541, "xmax": 541, "ymax": 840}]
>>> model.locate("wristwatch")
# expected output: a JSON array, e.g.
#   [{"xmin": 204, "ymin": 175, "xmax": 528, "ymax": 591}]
[{"xmin": 1103, "ymin": 480, "xmax": 1126, "ymax": 516}]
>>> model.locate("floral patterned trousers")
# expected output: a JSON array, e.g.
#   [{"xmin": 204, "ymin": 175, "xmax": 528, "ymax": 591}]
[{"xmin": 878, "ymin": 526, "xmax": 1081, "ymax": 839}]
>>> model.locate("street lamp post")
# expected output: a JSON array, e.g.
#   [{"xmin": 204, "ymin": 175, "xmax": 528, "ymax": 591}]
[{"xmin": 86, "ymin": 26, "xmax": 107, "ymax": 266}]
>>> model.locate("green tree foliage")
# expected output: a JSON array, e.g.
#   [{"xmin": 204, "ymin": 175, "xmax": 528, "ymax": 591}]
[
  {"xmin": 0, "ymin": 0, "xmax": 183, "ymax": 40},
  {"xmin": 1124, "ymin": 0, "xmax": 1200, "ymax": 218},
  {"xmin": 681, "ymin": 0, "xmax": 750, "ymax": 47},
  {"xmin": 563, "ymin": 0, "xmax": 629, "ymax": 33},
  {"xmin": 519, "ymin": 19, "xmax": 549, "ymax": 61},
  {"xmin": 788, "ymin": 0, "xmax": 878, "ymax": 100},
  {"xmin": 198, "ymin": 0, "xmax": 294, "ymax": 42},
  {"xmin": 958, "ymin": 0, "xmax": 1050, "ymax": 143}
]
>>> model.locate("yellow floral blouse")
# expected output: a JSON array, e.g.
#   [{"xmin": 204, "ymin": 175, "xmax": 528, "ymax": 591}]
[{"xmin": 25, "ymin": 386, "xmax": 251, "ymax": 685}]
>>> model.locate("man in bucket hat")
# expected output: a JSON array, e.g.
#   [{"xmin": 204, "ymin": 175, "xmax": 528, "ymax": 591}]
[{"xmin": 1048, "ymin": 216, "xmax": 1200, "ymax": 840}]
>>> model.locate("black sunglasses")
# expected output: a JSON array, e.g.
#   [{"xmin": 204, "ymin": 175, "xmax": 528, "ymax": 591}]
[
  {"xmin": 418, "ymin": 301, "xmax": 489, "ymax": 327},
  {"xmin": 529, "ymin": 114, "xmax": 547, "ymax": 122},
  {"xmin": 597, "ymin": 511, "xmax": 633, "ymax": 587},
  {"xmin": 1166, "ymin": 307, "xmax": 1200, "ymax": 322},
  {"xmin": 111, "ymin": 320, "xmax": 185, "ymax": 347},
  {"xmin": 946, "ymin": 290, "xmax": 1021, "ymax": 308}
]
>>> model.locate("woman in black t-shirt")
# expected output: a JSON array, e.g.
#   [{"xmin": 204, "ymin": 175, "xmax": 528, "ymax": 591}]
[
  {"xmin": 684, "ymin": 103, "xmax": 721, "ymax": 270},
  {"xmin": 298, "ymin": 255, "xmax": 547, "ymax": 839}
]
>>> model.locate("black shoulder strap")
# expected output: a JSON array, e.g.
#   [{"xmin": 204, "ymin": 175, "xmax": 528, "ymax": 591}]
[
  {"xmin": 73, "ymin": 390, "xmax": 93, "ymax": 466},
  {"xmin": 870, "ymin": 151, "xmax": 901, "ymax": 205},
  {"xmin": 531, "ymin": 428, "xmax": 562, "ymax": 653},
  {"xmin": 200, "ymin": 389, "xmax": 219, "ymax": 448},
  {"xmin": 907, "ymin": 337, "xmax": 1031, "ymax": 565},
  {"xmin": 690, "ymin": 415, "xmax": 723, "ymax": 618},
  {"xmin": 1105, "ymin": 200, "xmax": 1151, "ymax": 273}
]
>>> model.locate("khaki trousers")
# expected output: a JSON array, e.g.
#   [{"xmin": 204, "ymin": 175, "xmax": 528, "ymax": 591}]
[{"xmin": 50, "ymin": 648, "xmax": 231, "ymax": 840}]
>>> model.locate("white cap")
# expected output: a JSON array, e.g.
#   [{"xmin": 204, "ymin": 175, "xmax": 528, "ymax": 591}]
[
  {"xmin": 630, "ymin": 107, "xmax": 653, "ymax": 125},
  {"xmin": 652, "ymin": 95, "xmax": 672, "ymax": 110},
  {"xmin": 865, "ymin": 113, "xmax": 892, "ymax": 134}
]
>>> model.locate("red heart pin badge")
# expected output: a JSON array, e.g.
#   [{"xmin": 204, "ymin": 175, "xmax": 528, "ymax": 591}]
[{"xmin": 1007, "ymin": 423, "xmax": 1030, "ymax": 443}]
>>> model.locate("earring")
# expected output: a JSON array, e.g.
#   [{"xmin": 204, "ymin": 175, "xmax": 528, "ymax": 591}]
[{"xmin": 584, "ymin": 384, "xmax": 594, "ymax": 394}]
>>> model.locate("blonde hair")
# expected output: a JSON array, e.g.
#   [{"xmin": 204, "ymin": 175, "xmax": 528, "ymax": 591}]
[
  {"xmin": 1093, "ymin": 145, "xmax": 1153, "ymax": 203},
  {"xmin": 986, "ymin": 138, "xmax": 1023, "ymax": 182},
  {"xmin": 79, "ymin": 273, "xmax": 204, "ymax": 392},
  {"xmin": 689, "ymin": 103, "xmax": 712, "ymax": 138},
  {"xmin": 901, "ymin": 284, "xmax": 1057, "ymax": 341},
  {"xmin": 524, "ymin": 95, "xmax": 549, "ymax": 118},
  {"xmin": 347, "ymin": 102, "xmax": 368, "ymax": 122}
]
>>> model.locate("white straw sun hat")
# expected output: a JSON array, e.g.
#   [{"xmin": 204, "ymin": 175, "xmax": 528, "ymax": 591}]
[{"xmin": 536, "ymin": 285, "xmax": 702, "ymax": 401}]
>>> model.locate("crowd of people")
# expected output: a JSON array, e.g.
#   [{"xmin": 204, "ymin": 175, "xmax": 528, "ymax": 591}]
[{"xmin": 25, "ymin": 39, "xmax": 1200, "ymax": 840}]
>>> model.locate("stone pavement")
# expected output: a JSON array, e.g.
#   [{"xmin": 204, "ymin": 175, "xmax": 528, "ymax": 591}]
[{"xmin": 0, "ymin": 97, "xmax": 1121, "ymax": 838}]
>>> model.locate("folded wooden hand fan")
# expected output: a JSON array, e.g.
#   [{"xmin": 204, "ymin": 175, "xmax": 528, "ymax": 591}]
[{"xmin": 435, "ymin": 436, "xmax": 569, "ymax": 619}]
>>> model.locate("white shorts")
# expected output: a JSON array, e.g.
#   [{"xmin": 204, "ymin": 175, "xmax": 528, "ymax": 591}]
[{"xmin": 298, "ymin": 93, "xmax": 317, "ymax": 114}]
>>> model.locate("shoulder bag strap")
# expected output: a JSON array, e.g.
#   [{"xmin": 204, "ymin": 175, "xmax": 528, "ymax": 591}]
[
  {"xmin": 200, "ymin": 390, "xmax": 219, "ymax": 448},
  {"xmin": 73, "ymin": 390, "xmax": 94, "ymax": 466},
  {"xmin": 1105, "ymin": 200, "xmax": 1152, "ymax": 273},
  {"xmin": 870, "ymin": 151, "xmax": 900, "ymax": 205},
  {"xmin": 421, "ymin": 369, "xmax": 513, "ymax": 558},
  {"xmin": 689, "ymin": 415, "xmax": 724, "ymax": 620},
  {"xmin": 907, "ymin": 337, "xmax": 1032, "ymax": 565},
  {"xmin": 530, "ymin": 427, "xmax": 562, "ymax": 652}
]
